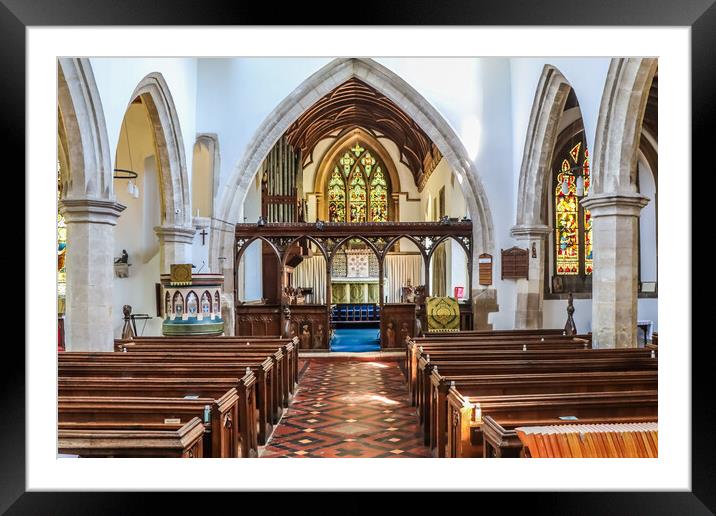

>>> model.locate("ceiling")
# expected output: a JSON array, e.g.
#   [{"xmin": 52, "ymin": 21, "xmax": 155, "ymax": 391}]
[{"xmin": 284, "ymin": 78, "xmax": 440, "ymax": 190}]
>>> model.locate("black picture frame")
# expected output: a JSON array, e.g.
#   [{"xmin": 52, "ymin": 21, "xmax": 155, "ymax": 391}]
[{"xmin": 11, "ymin": 1, "xmax": 707, "ymax": 513}]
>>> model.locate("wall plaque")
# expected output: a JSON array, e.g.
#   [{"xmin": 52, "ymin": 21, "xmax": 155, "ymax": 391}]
[
  {"xmin": 478, "ymin": 253, "xmax": 493, "ymax": 286},
  {"xmin": 501, "ymin": 247, "xmax": 529, "ymax": 280}
]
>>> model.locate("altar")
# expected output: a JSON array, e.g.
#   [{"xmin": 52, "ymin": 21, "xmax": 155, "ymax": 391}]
[{"xmin": 330, "ymin": 247, "xmax": 382, "ymax": 303}]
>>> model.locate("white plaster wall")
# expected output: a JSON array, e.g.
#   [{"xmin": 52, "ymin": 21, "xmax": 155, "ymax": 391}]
[
  {"xmin": 195, "ymin": 58, "xmax": 332, "ymax": 201},
  {"xmin": 90, "ymin": 57, "xmax": 199, "ymax": 195},
  {"xmin": 543, "ymin": 298, "xmax": 592, "ymax": 333}
]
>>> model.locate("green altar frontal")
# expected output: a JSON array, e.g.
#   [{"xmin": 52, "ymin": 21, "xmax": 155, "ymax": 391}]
[{"xmin": 160, "ymin": 269, "xmax": 225, "ymax": 336}]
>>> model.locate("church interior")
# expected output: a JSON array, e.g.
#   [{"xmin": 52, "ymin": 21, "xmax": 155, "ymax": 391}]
[{"xmin": 56, "ymin": 57, "xmax": 658, "ymax": 458}]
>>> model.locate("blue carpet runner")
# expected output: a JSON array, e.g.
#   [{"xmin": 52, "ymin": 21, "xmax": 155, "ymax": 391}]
[{"xmin": 330, "ymin": 328, "xmax": 381, "ymax": 352}]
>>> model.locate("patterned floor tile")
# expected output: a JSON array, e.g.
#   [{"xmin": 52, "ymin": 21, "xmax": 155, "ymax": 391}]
[{"xmin": 260, "ymin": 359, "xmax": 430, "ymax": 458}]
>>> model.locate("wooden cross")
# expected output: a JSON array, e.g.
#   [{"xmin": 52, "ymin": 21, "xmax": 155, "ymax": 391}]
[{"xmin": 200, "ymin": 229, "xmax": 208, "ymax": 245}]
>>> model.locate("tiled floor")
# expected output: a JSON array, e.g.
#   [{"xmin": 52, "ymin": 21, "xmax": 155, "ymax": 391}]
[{"xmin": 260, "ymin": 358, "xmax": 431, "ymax": 458}]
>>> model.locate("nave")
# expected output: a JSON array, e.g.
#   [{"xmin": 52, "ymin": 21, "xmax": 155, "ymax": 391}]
[{"xmin": 261, "ymin": 357, "xmax": 430, "ymax": 458}]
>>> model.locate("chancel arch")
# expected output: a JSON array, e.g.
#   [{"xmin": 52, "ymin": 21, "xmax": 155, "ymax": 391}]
[{"xmin": 212, "ymin": 58, "xmax": 495, "ymax": 311}]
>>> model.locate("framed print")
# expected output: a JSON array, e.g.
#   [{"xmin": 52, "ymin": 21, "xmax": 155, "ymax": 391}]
[{"xmin": 15, "ymin": 0, "xmax": 708, "ymax": 513}]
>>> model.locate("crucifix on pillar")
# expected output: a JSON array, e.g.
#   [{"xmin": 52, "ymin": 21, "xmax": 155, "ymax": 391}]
[{"xmin": 199, "ymin": 229, "xmax": 208, "ymax": 246}]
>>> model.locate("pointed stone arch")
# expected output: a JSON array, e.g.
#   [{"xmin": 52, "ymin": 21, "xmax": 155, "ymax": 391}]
[
  {"xmin": 57, "ymin": 58, "xmax": 114, "ymax": 201},
  {"xmin": 511, "ymin": 65, "xmax": 574, "ymax": 329},
  {"xmin": 126, "ymin": 73, "xmax": 195, "ymax": 272},
  {"xmin": 581, "ymin": 58, "xmax": 656, "ymax": 348},
  {"xmin": 591, "ymin": 58, "xmax": 658, "ymax": 195},
  {"xmin": 57, "ymin": 58, "xmax": 124, "ymax": 351},
  {"xmin": 212, "ymin": 58, "xmax": 495, "ymax": 300},
  {"xmin": 127, "ymin": 72, "xmax": 192, "ymax": 227}
]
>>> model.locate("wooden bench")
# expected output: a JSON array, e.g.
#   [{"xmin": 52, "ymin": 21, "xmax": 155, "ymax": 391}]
[
  {"xmin": 58, "ymin": 377, "xmax": 254, "ymax": 457},
  {"xmin": 59, "ymin": 353, "xmax": 274, "ymax": 444},
  {"xmin": 116, "ymin": 336, "xmax": 299, "ymax": 394},
  {"xmin": 64, "ymin": 349, "xmax": 283, "ymax": 425},
  {"xmin": 406, "ymin": 335, "xmax": 592, "ymax": 398},
  {"xmin": 414, "ymin": 348, "xmax": 657, "ymax": 418},
  {"xmin": 58, "ymin": 361, "xmax": 260, "ymax": 451},
  {"xmin": 58, "ymin": 418, "xmax": 206, "ymax": 458},
  {"xmin": 428, "ymin": 370, "xmax": 657, "ymax": 456},
  {"xmin": 445, "ymin": 389, "xmax": 658, "ymax": 457},
  {"xmin": 58, "ymin": 392, "xmax": 246, "ymax": 457}
]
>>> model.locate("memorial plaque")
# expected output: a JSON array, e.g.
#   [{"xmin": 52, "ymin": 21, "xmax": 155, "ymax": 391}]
[
  {"xmin": 478, "ymin": 253, "xmax": 493, "ymax": 286},
  {"xmin": 501, "ymin": 247, "xmax": 529, "ymax": 280}
]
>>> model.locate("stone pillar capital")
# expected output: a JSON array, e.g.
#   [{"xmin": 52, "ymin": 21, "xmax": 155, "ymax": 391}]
[
  {"xmin": 192, "ymin": 216, "xmax": 211, "ymax": 229},
  {"xmin": 510, "ymin": 224, "xmax": 551, "ymax": 241},
  {"xmin": 581, "ymin": 193, "xmax": 650, "ymax": 218},
  {"xmin": 154, "ymin": 224, "xmax": 196, "ymax": 245},
  {"xmin": 59, "ymin": 198, "xmax": 126, "ymax": 225}
]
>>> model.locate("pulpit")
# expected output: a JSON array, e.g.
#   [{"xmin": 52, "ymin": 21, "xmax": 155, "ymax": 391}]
[{"xmin": 160, "ymin": 266, "xmax": 225, "ymax": 336}]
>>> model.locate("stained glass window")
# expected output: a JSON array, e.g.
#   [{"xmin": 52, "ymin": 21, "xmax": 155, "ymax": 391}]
[
  {"xmin": 583, "ymin": 149, "xmax": 593, "ymax": 274},
  {"xmin": 327, "ymin": 143, "xmax": 391, "ymax": 222},
  {"xmin": 555, "ymin": 159, "xmax": 579, "ymax": 275},
  {"xmin": 328, "ymin": 167, "xmax": 346, "ymax": 222},
  {"xmin": 57, "ymin": 160, "xmax": 67, "ymax": 314},
  {"xmin": 370, "ymin": 166, "xmax": 388, "ymax": 222},
  {"xmin": 553, "ymin": 136, "xmax": 593, "ymax": 280}
]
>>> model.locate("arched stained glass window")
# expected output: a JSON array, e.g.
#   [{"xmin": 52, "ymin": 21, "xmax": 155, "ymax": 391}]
[
  {"xmin": 552, "ymin": 133, "xmax": 592, "ymax": 291},
  {"xmin": 57, "ymin": 160, "xmax": 67, "ymax": 315},
  {"xmin": 326, "ymin": 143, "xmax": 391, "ymax": 222}
]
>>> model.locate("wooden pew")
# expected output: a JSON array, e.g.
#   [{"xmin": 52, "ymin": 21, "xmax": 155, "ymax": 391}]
[
  {"xmin": 118, "ymin": 340, "xmax": 297, "ymax": 403},
  {"xmin": 116, "ymin": 336, "xmax": 299, "ymax": 394},
  {"xmin": 64, "ymin": 349, "xmax": 283, "ymax": 426},
  {"xmin": 58, "ymin": 392, "xmax": 246, "ymax": 457},
  {"xmin": 415, "ymin": 348, "xmax": 657, "ymax": 420},
  {"xmin": 58, "ymin": 361, "xmax": 260, "ymax": 452},
  {"xmin": 418, "ymin": 328, "xmax": 568, "ymax": 338},
  {"xmin": 406, "ymin": 335, "xmax": 591, "ymax": 399},
  {"xmin": 59, "ymin": 352, "xmax": 274, "ymax": 444},
  {"xmin": 428, "ymin": 370, "xmax": 657, "ymax": 456},
  {"xmin": 58, "ymin": 418, "xmax": 206, "ymax": 458},
  {"xmin": 445, "ymin": 389, "xmax": 658, "ymax": 457},
  {"xmin": 58, "ymin": 377, "xmax": 251, "ymax": 457}
]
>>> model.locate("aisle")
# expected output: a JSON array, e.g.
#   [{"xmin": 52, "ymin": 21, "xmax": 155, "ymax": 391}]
[{"xmin": 260, "ymin": 358, "xmax": 431, "ymax": 457}]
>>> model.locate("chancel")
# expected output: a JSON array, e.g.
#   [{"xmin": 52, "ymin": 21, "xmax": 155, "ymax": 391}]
[{"xmin": 56, "ymin": 56, "xmax": 658, "ymax": 458}]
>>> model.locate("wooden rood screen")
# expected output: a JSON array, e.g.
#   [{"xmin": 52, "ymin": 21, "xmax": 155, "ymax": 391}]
[{"xmin": 234, "ymin": 221, "xmax": 475, "ymax": 349}]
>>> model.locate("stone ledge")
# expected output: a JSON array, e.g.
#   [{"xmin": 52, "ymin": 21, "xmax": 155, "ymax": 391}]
[{"xmin": 581, "ymin": 193, "xmax": 650, "ymax": 217}]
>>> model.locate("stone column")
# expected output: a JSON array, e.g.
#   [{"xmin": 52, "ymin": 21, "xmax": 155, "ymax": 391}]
[
  {"xmin": 581, "ymin": 193, "xmax": 649, "ymax": 348},
  {"xmin": 510, "ymin": 224, "xmax": 551, "ymax": 329},
  {"xmin": 154, "ymin": 224, "xmax": 196, "ymax": 274},
  {"xmin": 60, "ymin": 199, "xmax": 125, "ymax": 351}
]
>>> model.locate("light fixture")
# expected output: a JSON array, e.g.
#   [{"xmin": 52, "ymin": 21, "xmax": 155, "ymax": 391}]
[
  {"xmin": 560, "ymin": 163, "xmax": 587, "ymax": 199},
  {"xmin": 114, "ymin": 118, "xmax": 140, "ymax": 198}
]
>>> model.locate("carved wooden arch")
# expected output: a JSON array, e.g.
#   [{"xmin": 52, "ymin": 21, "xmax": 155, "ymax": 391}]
[
  {"xmin": 427, "ymin": 234, "xmax": 472, "ymax": 262},
  {"xmin": 381, "ymin": 234, "xmax": 429, "ymax": 262},
  {"xmin": 235, "ymin": 235, "xmax": 282, "ymax": 267},
  {"xmin": 329, "ymin": 234, "xmax": 381, "ymax": 262},
  {"xmin": 313, "ymin": 128, "xmax": 402, "ymax": 221},
  {"xmin": 280, "ymin": 235, "xmax": 329, "ymax": 265},
  {"xmin": 426, "ymin": 234, "xmax": 474, "ymax": 298}
]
